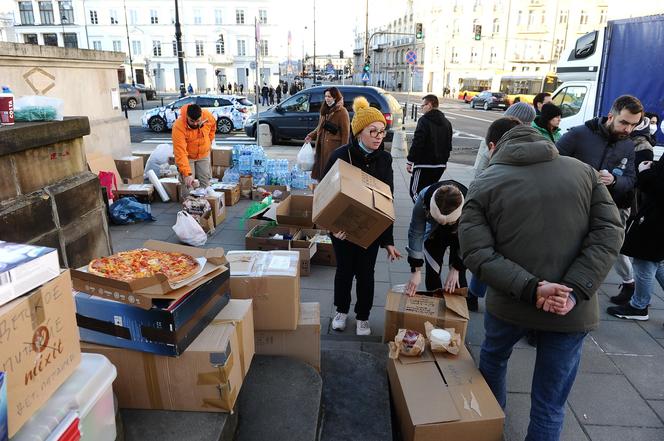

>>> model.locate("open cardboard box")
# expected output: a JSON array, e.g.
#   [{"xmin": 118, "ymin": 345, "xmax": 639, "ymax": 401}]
[
  {"xmin": 88, "ymin": 154, "xmax": 154, "ymax": 198},
  {"xmin": 211, "ymin": 182, "xmax": 241, "ymax": 206},
  {"xmin": 245, "ymin": 225, "xmax": 300, "ymax": 251},
  {"xmin": 276, "ymin": 194, "xmax": 314, "ymax": 228},
  {"xmin": 252, "ymin": 185, "xmax": 290, "ymax": 202},
  {"xmin": 71, "ymin": 240, "xmax": 228, "ymax": 310}
]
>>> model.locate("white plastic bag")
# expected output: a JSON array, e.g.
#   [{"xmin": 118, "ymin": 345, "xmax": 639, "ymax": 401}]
[
  {"xmin": 14, "ymin": 95, "xmax": 64, "ymax": 121},
  {"xmin": 144, "ymin": 143, "xmax": 174, "ymax": 178},
  {"xmin": 297, "ymin": 142, "xmax": 315, "ymax": 171},
  {"xmin": 172, "ymin": 211, "xmax": 207, "ymax": 246}
]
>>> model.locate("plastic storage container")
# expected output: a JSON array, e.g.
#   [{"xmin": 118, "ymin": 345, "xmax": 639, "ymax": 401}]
[{"xmin": 12, "ymin": 354, "xmax": 117, "ymax": 441}]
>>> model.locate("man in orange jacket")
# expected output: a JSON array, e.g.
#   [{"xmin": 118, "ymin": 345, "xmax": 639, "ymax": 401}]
[{"xmin": 172, "ymin": 103, "xmax": 216, "ymax": 187}]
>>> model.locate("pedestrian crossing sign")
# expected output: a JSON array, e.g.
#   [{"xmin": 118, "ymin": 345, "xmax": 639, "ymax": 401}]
[{"xmin": 361, "ymin": 72, "xmax": 370, "ymax": 82}]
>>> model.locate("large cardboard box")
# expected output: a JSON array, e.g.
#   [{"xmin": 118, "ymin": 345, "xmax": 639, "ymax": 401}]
[
  {"xmin": 239, "ymin": 175, "xmax": 253, "ymax": 199},
  {"xmin": 254, "ymin": 302, "xmax": 321, "ymax": 371},
  {"xmin": 82, "ymin": 311, "xmax": 247, "ymax": 412},
  {"xmin": 88, "ymin": 155, "xmax": 153, "ymax": 200},
  {"xmin": 211, "ymin": 146, "xmax": 233, "ymax": 167},
  {"xmin": 212, "ymin": 183, "xmax": 241, "ymax": 206},
  {"xmin": 312, "ymin": 159, "xmax": 395, "ymax": 249},
  {"xmin": 159, "ymin": 177, "xmax": 181, "ymax": 202},
  {"xmin": 123, "ymin": 176, "xmax": 144, "ymax": 185},
  {"xmin": 209, "ymin": 299, "xmax": 255, "ymax": 378},
  {"xmin": 245, "ymin": 225, "xmax": 300, "ymax": 251},
  {"xmin": 291, "ymin": 230, "xmax": 319, "ymax": 276},
  {"xmin": 295, "ymin": 229, "xmax": 336, "ymax": 267},
  {"xmin": 388, "ymin": 346, "xmax": 505, "ymax": 441},
  {"xmin": 212, "ymin": 165, "xmax": 229, "ymax": 180},
  {"xmin": 206, "ymin": 195, "xmax": 226, "ymax": 227},
  {"xmin": 115, "ymin": 156, "xmax": 144, "ymax": 179},
  {"xmin": 227, "ymin": 251, "xmax": 300, "ymax": 330},
  {"xmin": 0, "ymin": 271, "xmax": 81, "ymax": 437},
  {"xmin": 383, "ymin": 290, "xmax": 469, "ymax": 344},
  {"xmin": 75, "ymin": 271, "xmax": 231, "ymax": 356},
  {"xmin": 276, "ymin": 194, "xmax": 314, "ymax": 228}
]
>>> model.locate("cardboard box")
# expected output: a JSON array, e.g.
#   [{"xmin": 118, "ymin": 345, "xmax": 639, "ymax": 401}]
[
  {"xmin": 291, "ymin": 230, "xmax": 319, "ymax": 276},
  {"xmin": 244, "ymin": 218, "xmax": 275, "ymax": 232},
  {"xmin": 227, "ymin": 251, "xmax": 300, "ymax": 330},
  {"xmin": 245, "ymin": 225, "xmax": 300, "ymax": 251},
  {"xmin": 312, "ymin": 159, "xmax": 395, "ymax": 249},
  {"xmin": 81, "ymin": 309, "xmax": 247, "ymax": 412},
  {"xmin": 75, "ymin": 271, "xmax": 231, "ymax": 356},
  {"xmin": 276, "ymin": 194, "xmax": 314, "ymax": 228},
  {"xmin": 252, "ymin": 185, "xmax": 289, "ymax": 202},
  {"xmin": 211, "ymin": 146, "xmax": 233, "ymax": 167},
  {"xmin": 383, "ymin": 290, "xmax": 469, "ymax": 344},
  {"xmin": 255, "ymin": 302, "xmax": 320, "ymax": 371},
  {"xmin": 239, "ymin": 175, "xmax": 253, "ymax": 199},
  {"xmin": 115, "ymin": 156, "xmax": 144, "ymax": 179},
  {"xmin": 88, "ymin": 155, "xmax": 153, "ymax": 200},
  {"xmin": 132, "ymin": 152, "xmax": 152, "ymax": 169},
  {"xmin": 0, "ymin": 271, "xmax": 81, "ymax": 437},
  {"xmin": 196, "ymin": 211, "xmax": 215, "ymax": 234},
  {"xmin": 0, "ymin": 242, "xmax": 60, "ymax": 308},
  {"xmin": 212, "ymin": 183, "xmax": 241, "ymax": 206},
  {"xmin": 115, "ymin": 183, "xmax": 154, "ymax": 198},
  {"xmin": 206, "ymin": 195, "xmax": 226, "ymax": 227},
  {"xmin": 209, "ymin": 299, "xmax": 255, "ymax": 378},
  {"xmin": 212, "ymin": 165, "xmax": 229, "ymax": 179},
  {"xmin": 0, "ymin": 372, "xmax": 6, "ymax": 441},
  {"xmin": 159, "ymin": 177, "xmax": 181, "ymax": 202},
  {"xmin": 388, "ymin": 346, "xmax": 504, "ymax": 441},
  {"xmin": 294, "ymin": 229, "xmax": 336, "ymax": 266},
  {"xmin": 122, "ymin": 176, "xmax": 144, "ymax": 185},
  {"xmin": 71, "ymin": 240, "xmax": 228, "ymax": 309}
]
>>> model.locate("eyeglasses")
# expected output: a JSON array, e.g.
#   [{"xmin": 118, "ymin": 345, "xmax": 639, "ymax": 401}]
[{"xmin": 369, "ymin": 128, "xmax": 387, "ymax": 138}]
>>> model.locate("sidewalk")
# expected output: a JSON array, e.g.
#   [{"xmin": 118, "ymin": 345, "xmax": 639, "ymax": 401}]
[{"xmin": 109, "ymin": 146, "xmax": 664, "ymax": 440}]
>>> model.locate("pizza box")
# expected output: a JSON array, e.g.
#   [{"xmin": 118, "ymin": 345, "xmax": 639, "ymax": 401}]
[{"xmin": 70, "ymin": 240, "xmax": 228, "ymax": 310}]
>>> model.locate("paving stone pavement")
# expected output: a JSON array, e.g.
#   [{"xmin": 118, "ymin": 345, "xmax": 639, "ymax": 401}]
[{"xmin": 110, "ymin": 144, "xmax": 664, "ymax": 440}]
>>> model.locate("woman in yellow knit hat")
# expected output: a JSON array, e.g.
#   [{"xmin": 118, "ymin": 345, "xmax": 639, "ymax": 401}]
[{"xmin": 321, "ymin": 96, "xmax": 402, "ymax": 336}]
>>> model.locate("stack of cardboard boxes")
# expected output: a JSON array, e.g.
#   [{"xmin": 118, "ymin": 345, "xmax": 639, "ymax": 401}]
[
  {"xmin": 115, "ymin": 156, "xmax": 145, "ymax": 185},
  {"xmin": 88, "ymin": 154, "xmax": 155, "ymax": 201},
  {"xmin": 211, "ymin": 146, "xmax": 232, "ymax": 180}
]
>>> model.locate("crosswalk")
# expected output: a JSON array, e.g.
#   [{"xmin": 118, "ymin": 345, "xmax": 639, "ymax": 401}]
[
  {"xmin": 403, "ymin": 130, "xmax": 484, "ymax": 141},
  {"xmin": 139, "ymin": 132, "xmax": 256, "ymax": 145}
]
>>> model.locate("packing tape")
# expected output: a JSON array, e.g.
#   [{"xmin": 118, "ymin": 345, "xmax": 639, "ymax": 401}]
[
  {"xmin": 197, "ymin": 355, "xmax": 235, "ymax": 385},
  {"xmin": 211, "ymin": 320, "xmax": 246, "ymax": 375},
  {"xmin": 202, "ymin": 382, "xmax": 238, "ymax": 412},
  {"xmin": 396, "ymin": 294, "xmax": 446, "ymax": 331},
  {"xmin": 142, "ymin": 353, "xmax": 163, "ymax": 409}
]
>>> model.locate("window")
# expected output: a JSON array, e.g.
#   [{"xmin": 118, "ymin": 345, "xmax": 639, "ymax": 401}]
[
  {"xmin": 63, "ymin": 33, "xmax": 77, "ymax": 48},
  {"xmin": 517, "ymin": 10, "xmax": 522, "ymax": 26},
  {"xmin": 153, "ymin": 40, "xmax": 162, "ymax": 56},
  {"xmin": 129, "ymin": 10, "xmax": 137, "ymax": 25},
  {"xmin": 473, "ymin": 0, "xmax": 482, "ymax": 12},
  {"xmin": 551, "ymin": 85, "xmax": 587, "ymax": 118},
  {"xmin": 198, "ymin": 97, "xmax": 232, "ymax": 108},
  {"xmin": 599, "ymin": 8, "xmax": 607, "ymax": 24},
  {"xmin": 216, "ymin": 35, "xmax": 225, "ymax": 54},
  {"xmin": 90, "ymin": 10, "xmax": 98, "ymax": 24},
  {"xmin": 492, "ymin": 18, "xmax": 500, "ymax": 34},
  {"xmin": 19, "ymin": 2, "xmax": 35, "ymax": 25},
  {"xmin": 559, "ymin": 10, "xmax": 568, "ymax": 24},
  {"xmin": 150, "ymin": 10, "xmax": 158, "ymax": 24},
  {"xmin": 194, "ymin": 9, "xmax": 201, "ymax": 25},
  {"xmin": 59, "ymin": 1, "xmax": 74, "ymax": 24},
  {"xmin": 450, "ymin": 47, "xmax": 457, "ymax": 63},
  {"xmin": 237, "ymin": 39, "xmax": 246, "ymax": 56},
  {"xmin": 489, "ymin": 47, "xmax": 496, "ymax": 63},
  {"xmin": 470, "ymin": 47, "xmax": 478, "ymax": 63},
  {"xmin": 452, "ymin": 19, "xmax": 459, "ymax": 36},
  {"xmin": 195, "ymin": 40, "xmax": 204, "ymax": 56},
  {"xmin": 43, "ymin": 33, "xmax": 58, "ymax": 46},
  {"xmin": 541, "ymin": 10, "xmax": 546, "ymax": 24},
  {"xmin": 554, "ymin": 38, "xmax": 563, "ymax": 59},
  {"xmin": 39, "ymin": 1, "xmax": 54, "ymax": 25},
  {"xmin": 260, "ymin": 39, "xmax": 268, "ymax": 57},
  {"xmin": 259, "ymin": 9, "xmax": 267, "ymax": 24},
  {"xmin": 172, "ymin": 40, "xmax": 177, "ymax": 56},
  {"xmin": 170, "ymin": 9, "xmax": 174, "ymax": 24},
  {"xmin": 110, "ymin": 9, "xmax": 118, "ymax": 24},
  {"xmin": 527, "ymin": 10, "xmax": 534, "ymax": 26},
  {"xmin": 215, "ymin": 9, "xmax": 222, "ymax": 24},
  {"xmin": 24, "ymin": 34, "xmax": 38, "ymax": 44},
  {"xmin": 580, "ymin": 10, "xmax": 588, "ymax": 25},
  {"xmin": 93, "ymin": 40, "xmax": 102, "ymax": 50},
  {"xmin": 280, "ymin": 94, "xmax": 309, "ymax": 112},
  {"xmin": 132, "ymin": 40, "xmax": 141, "ymax": 55},
  {"xmin": 113, "ymin": 40, "xmax": 121, "ymax": 52},
  {"xmin": 236, "ymin": 9, "xmax": 245, "ymax": 24},
  {"xmin": 169, "ymin": 97, "xmax": 194, "ymax": 110}
]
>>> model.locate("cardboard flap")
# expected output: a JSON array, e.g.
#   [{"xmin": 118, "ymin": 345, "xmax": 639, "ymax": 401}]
[
  {"xmin": 143, "ymin": 240, "xmax": 228, "ymax": 265},
  {"xmin": 444, "ymin": 293, "xmax": 470, "ymax": 320},
  {"xmin": 372, "ymin": 190, "xmax": 396, "ymax": 220},
  {"xmin": 396, "ymin": 347, "xmax": 435, "ymax": 365}
]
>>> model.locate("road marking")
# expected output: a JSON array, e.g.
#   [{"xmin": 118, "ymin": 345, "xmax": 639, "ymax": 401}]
[
  {"xmin": 444, "ymin": 111, "xmax": 496, "ymax": 123},
  {"xmin": 403, "ymin": 130, "xmax": 482, "ymax": 140}
]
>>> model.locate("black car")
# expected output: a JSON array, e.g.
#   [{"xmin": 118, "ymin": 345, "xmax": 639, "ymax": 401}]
[
  {"xmin": 244, "ymin": 85, "xmax": 403, "ymax": 146},
  {"xmin": 470, "ymin": 91, "xmax": 509, "ymax": 111},
  {"xmin": 133, "ymin": 83, "xmax": 157, "ymax": 100}
]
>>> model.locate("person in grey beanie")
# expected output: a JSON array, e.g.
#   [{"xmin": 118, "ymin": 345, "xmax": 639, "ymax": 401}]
[{"xmin": 473, "ymin": 102, "xmax": 536, "ymax": 177}]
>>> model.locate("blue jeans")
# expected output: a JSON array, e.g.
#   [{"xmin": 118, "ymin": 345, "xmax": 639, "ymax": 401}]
[
  {"xmin": 469, "ymin": 274, "xmax": 487, "ymax": 298},
  {"xmin": 630, "ymin": 258, "xmax": 664, "ymax": 310},
  {"xmin": 480, "ymin": 312, "xmax": 586, "ymax": 441}
]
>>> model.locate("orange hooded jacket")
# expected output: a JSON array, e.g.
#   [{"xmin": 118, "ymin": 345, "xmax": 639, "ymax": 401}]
[{"xmin": 172, "ymin": 104, "xmax": 217, "ymax": 176}]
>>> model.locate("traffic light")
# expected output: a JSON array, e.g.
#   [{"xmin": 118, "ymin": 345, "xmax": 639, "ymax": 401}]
[
  {"xmin": 474, "ymin": 24, "xmax": 482, "ymax": 40},
  {"xmin": 415, "ymin": 23, "xmax": 423, "ymax": 39},
  {"xmin": 364, "ymin": 56, "xmax": 371, "ymax": 73},
  {"xmin": 339, "ymin": 50, "xmax": 344, "ymax": 59}
]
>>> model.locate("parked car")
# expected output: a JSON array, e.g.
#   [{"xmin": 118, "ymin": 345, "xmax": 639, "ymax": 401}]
[
  {"xmin": 133, "ymin": 83, "xmax": 157, "ymax": 100},
  {"xmin": 470, "ymin": 91, "xmax": 510, "ymax": 110},
  {"xmin": 458, "ymin": 90, "xmax": 482, "ymax": 103},
  {"xmin": 119, "ymin": 83, "xmax": 140, "ymax": 109},
  {"xmin": 243, "ymin": 85, "xmax": 403, "ymax": 147},
  {"xmin": 140, "ymin": 94, "xmax": 248, "ymax": 133}
]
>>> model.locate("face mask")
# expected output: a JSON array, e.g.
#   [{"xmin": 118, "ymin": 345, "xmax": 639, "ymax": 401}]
[
  {"xmin": 650, "ymin": 124, "xmax": 657, "ymax": 135},
  {"xmin": 325, "ymin": 98, "xmax": 335, "ymax": 106}
]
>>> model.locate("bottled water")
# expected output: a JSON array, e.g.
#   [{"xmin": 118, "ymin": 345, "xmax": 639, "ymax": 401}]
[{"xmin": 222, "ymin": 167, "xmax": 240, "ymax": 184}]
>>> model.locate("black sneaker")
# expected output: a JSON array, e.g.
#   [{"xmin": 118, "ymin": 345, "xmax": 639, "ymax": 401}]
[
  {"xmin": 607, "ymin": 304, "xmax": 649, "ymax": 321},
  {"xmin": 466, "ymin": 295, "xmax": 479, "ymax": 312},
  {"xmin": 610, "ymin": 282, "xmax": 635, "ymax": 305}
]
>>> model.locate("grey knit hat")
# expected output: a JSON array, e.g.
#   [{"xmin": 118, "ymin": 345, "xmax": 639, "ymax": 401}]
[{"xmin": 505, "ymin": 101, "xmax": 536, "ymax": 124}]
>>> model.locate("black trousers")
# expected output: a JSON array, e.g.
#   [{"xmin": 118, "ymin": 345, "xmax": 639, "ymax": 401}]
[
  {"xmin": 424, "ymin": 238, "xmax": 467, "ymax": 291},
  {"xmin": 409, "ymin": 167, "xmax": 446, "ymax": 201},
  {"xmin": 331, "ymin": 236, "xmax": 380, "ymax": 321}
]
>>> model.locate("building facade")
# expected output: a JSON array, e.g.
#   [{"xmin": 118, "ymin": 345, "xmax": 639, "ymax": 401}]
[{"xmin": 9, "ymin": 0, "xmax": 287, "ymax": 92}]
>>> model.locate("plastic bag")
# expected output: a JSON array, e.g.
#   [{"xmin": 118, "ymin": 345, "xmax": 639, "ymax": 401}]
[
  {"xmin": 109, "ymin": 197, "xmax": 155, "ymax": 225},
  {"xmin": 172, "ymin": 211, "xmax": 207, "ymax": 246},
  {"xmin": 14, "ymin": 96, "xmax": 64, "ymax": 121},
  {"xmin": 296, "ymin": 142, "xmax": 315, "ymax": 171},
  {"xmin": 144, "ymin": 144, "xmax": 174, "ymax": 178},
  {"xmin": 98, "ymin": 171, "xmax": 118, "ymax": 202}
]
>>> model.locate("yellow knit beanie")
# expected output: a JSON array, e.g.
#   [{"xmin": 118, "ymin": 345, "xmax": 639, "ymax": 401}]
[{"xmin": 350, "ymin": 96, "xmax": 386, "ymax": 135}]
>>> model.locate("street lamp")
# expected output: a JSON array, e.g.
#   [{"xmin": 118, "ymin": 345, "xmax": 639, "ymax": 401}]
[
  {"xmin": 123, "ymin": 0, "xmax": 135, "ymax": 86},
  {"xmin": 174, "ymin": 0, "xmax": 186, "ymax": 97}
]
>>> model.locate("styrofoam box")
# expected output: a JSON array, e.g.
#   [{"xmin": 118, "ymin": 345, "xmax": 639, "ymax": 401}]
[{"xmin": 12, "ymin": 354, "xmax": 117, "ymax": 441}]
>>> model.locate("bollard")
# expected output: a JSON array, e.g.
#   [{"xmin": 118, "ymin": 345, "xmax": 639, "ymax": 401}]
[
  {"xmin": 402, "ymin": 103, "xmax": 407, "ymax": 124},
  {"xmin": 161, "ymin": 97, "xmax": 164, "ymax": 107},
  {"xmin": 141, "ymin": 96, "xmax": 145, "ymax": 110},
  {"xmin": 413, "ymin": 105, "xmax": 418, "ymax": 120}
]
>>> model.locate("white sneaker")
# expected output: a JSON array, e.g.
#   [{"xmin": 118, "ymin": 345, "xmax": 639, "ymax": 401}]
[
  {"xmin": 356, "ymin": 320, "xmax": 371, "ymax": 336},
  {"xmin": 332, "ymin": 312, "xmax": 347, "ymax": 331}
]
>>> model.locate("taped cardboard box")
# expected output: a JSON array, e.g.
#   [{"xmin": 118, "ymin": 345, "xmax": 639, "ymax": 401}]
[
  {"xmin": 245, "ymin": 225, "xmax": 300, "ymax": 252},
  {"xmin": 276, "ymin": 194, "xmax": 314, "ymax": 228},
  {"xmin": 312, "ymin": 159, "xmax": 395, "ymax": 249},
  {"xmin": 71, "ymin": 240, "xmax": 228, "ymax": 309},
  {"xmin": 75, "ymin": 272, "xmax": 231, "ymax": 356},
  {"xmin": 212, "ymin": 183, "xmax": 241, "ymax": 206},
  {"xmin": 252, "ymin": 185, "xmax": 289, "ymax": 202},
  {"xmin": 383, "ymin": 289, "xmax": 469, "ymax": 344},
  {"xmin": 388, "ymin": 346, "xmax": 504, "ymax": 441},
  {"xmin": 211, "ymin": 146, "xmax": 233, "ymax": 167},
  {"xmin": 227, "ymin": 250, "xmax": 300, "ymax": 331},
  {"xmin": 81, "ymin": 313, "xmax": 245, "ymax": 413},
  {"xmin": 209, "ymin": 299, "xmax": 255, "ymax": 378},
  {"xmin": 115, "ymin": 156, "xmax": 144, "ymax": 179},
  {"xmin": 0, "ymin": 271, "xmax": 81, "ymax": 437},
  {"xmin": 255, "ymin": 302, "xmax": 320, "ymax": 371}
]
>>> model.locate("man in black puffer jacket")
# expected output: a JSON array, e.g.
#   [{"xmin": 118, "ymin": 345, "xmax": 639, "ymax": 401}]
[
  {"xmin": 557, "ymin": 95, "xmax": 643, "ymax": 304},
  {"xmin": 406, "ymin": 94, "xmax": 453, "ymax": 201}
]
